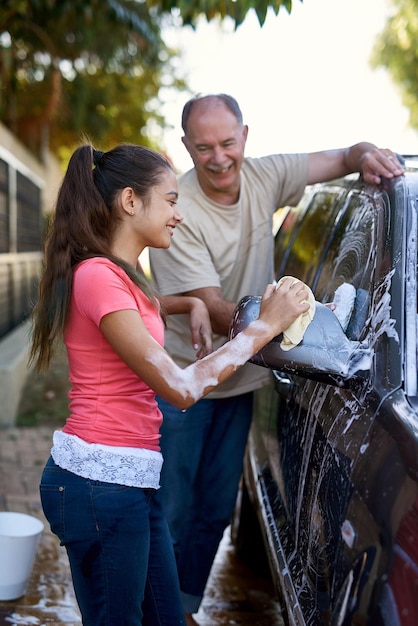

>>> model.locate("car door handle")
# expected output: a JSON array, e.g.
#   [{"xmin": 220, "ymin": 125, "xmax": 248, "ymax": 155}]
[{"xmin": 273, "ymin": 369, "xmax": 293, "ymax": 397}]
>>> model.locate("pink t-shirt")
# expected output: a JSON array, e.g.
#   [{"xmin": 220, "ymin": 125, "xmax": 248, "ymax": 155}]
[{"xmin": 63, "ymin": 258, "xmax": 164, "ymax": 451}]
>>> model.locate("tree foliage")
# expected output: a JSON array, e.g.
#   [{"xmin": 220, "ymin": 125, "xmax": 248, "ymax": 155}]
[
  {"xmin": 371, "ymin": 0, "xmax": 418, "ymax": 131},
  {"xmin": 0, "ymin": 0, "xmax": 303, "ymax": 163},
  {"xmin": 146, "ymin": 0, "xmax": 301, "ymax": 29},
  {"xmin": 0, "ymin": 0, "xmax": 184, "ymax": 162}
]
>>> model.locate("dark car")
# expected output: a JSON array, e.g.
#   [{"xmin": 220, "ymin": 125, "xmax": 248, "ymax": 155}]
[{"xmin": 229, "ymin": 159, "xmax": 418, "ymax": 626}]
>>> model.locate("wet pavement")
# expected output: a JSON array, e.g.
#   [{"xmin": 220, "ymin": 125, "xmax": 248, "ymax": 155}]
[{"xmin": 0, "ymin": 426, "xmax": 285, "ymax": 626}]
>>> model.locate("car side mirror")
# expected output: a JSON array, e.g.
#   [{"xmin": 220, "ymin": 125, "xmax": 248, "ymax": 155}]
[{"xmin": 229, "ymin": 296, "xmax": 371, "ymax": 387}]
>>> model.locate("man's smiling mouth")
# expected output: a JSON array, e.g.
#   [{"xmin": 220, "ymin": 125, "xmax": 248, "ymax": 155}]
[{"xmin": 208, "ymin": 164, "xmax": 232, "ymax": 174}]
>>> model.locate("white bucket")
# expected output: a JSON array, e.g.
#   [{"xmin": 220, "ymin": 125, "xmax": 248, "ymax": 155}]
[{"xmin": 0, "ymin": 512, "xmax": 44, "ymax": 601}]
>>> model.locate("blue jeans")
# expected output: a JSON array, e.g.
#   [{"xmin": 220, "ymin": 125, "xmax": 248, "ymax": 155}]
[
  {"xmin": 40, "ymin": 457, "xmax": 185, "ymax": 626},
  {"xmin": 157, "ymin": 393, "xmax": 253, "ymax": 614}
]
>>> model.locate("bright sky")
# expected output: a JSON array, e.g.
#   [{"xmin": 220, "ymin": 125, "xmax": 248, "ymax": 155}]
[{"xmin": 160, "ymin": 0, "xmax": 418, "ymax": 173}]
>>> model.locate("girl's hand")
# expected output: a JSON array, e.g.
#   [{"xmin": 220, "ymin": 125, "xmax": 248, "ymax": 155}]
[{"xmin": 258, "ymin": 278, "xmax": 311, "ymax": 337}]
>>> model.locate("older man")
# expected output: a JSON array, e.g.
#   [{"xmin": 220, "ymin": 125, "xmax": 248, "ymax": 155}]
[{"xmin": 149, "ymin": 93, "xmax": 404, "ymax": 625}]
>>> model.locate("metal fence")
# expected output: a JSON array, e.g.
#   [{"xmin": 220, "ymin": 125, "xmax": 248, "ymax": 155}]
[
  {"xmin": 0, "ymin": 252, "xmax": 42, "ymax": 338},
  {"xmin": 0, "ymin": 155, "xmax": 43, "ymax": 339}
]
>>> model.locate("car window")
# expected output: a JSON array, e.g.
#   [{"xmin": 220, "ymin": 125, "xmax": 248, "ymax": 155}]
[
  {"xmin": 314, "ymin": 191, "xmax": 376, "ymax": 341},
  {"xmin": 275, "ymin": 188, "xmax": 344, "ymax": 287}
]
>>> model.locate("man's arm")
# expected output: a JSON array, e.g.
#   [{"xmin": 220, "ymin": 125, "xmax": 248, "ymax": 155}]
[
  {"xmin": 181, "ymin": 287, "xmax": 236, "ymax": 337},
  {"xmin": 307, "ymin": 142, "xmax": 405, "ymax": 185},
  {"xmin": 160, "ymin": 294, "xmax": 213, "ymax": 358}
]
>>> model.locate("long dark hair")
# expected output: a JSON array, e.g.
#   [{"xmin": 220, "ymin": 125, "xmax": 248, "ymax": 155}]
[{"xmin": 30, "ymin": 142, "xmax": 173, "ymax": 371}]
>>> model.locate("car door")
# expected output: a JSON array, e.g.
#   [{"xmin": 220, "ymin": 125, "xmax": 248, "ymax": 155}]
[{"xmin": 271, "ymin": 183, "xmax": 391, "ymax": 621}]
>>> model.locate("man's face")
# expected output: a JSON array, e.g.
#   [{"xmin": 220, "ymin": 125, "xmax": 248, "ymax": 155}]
[{"xmin": 182, "ymin": 101, "xmax": 248, "ymax": 204}]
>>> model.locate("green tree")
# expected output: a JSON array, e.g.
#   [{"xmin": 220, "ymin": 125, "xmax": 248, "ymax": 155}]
[
  {"xmin": 0, "ymin": 0, "xmax": 302, "ymax": 163},
  {"xmin": 0, "ymin": 0, "xmax": 184, "ymax": 162},
  {"xmin": 147, "ymin": 0, "xmax": 301, "ymax": 29},
  {"xmin": 371, "ymin": 0, "xmax": 418, "ymax": 131}
]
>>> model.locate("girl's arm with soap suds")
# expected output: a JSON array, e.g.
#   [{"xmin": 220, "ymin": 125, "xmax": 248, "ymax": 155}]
[{"xmin": 100, "ymin": 279, "xmax": 310, "ymax": 410}]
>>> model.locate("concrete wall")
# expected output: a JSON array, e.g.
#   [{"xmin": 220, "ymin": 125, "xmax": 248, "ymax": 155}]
[
  {"xmin": 0, "ymin": 123, "xmax": 62, "ymax": 427},
  {"xmin": 0, "ymin": 319, "xmax": 33, "ymax": 427}
]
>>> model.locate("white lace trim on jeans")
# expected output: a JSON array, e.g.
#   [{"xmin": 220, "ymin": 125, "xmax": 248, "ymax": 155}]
[{"xmin": 51, "ymin": 430, "xmax": 162, "ymax": 489}]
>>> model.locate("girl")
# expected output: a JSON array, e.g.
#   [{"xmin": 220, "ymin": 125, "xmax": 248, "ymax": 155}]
[{"xmin": 30, "ymin": 142, "xmax": 309, "ymax": 625}]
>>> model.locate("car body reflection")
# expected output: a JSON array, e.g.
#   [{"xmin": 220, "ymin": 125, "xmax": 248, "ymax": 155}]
[{"xmin": 230, "ymin": 161, "xmax": 418, "ymax": 625}]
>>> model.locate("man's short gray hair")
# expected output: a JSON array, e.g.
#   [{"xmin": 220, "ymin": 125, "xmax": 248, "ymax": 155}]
[{"xmin": 181, "ymin": 93, "xmax": 244, "ymax": 135}]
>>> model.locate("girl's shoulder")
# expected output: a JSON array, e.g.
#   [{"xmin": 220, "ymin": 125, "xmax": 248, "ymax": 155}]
[
  {"xmin": 76, "ymin": 257, "xmax": 125, "ymax": 278},
  {"xmin": 74, "ymin": 258, "xmax": 131, "ymax": 295}
]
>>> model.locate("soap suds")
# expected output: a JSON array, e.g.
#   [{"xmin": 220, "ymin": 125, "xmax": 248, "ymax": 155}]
[
  {"xmin": 146, "ymin": 319, "xmax": 270, "ymax": 404},
  {"xmin": 333, "ymin": 283, "xmax": 356, "ymax": 331}
]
